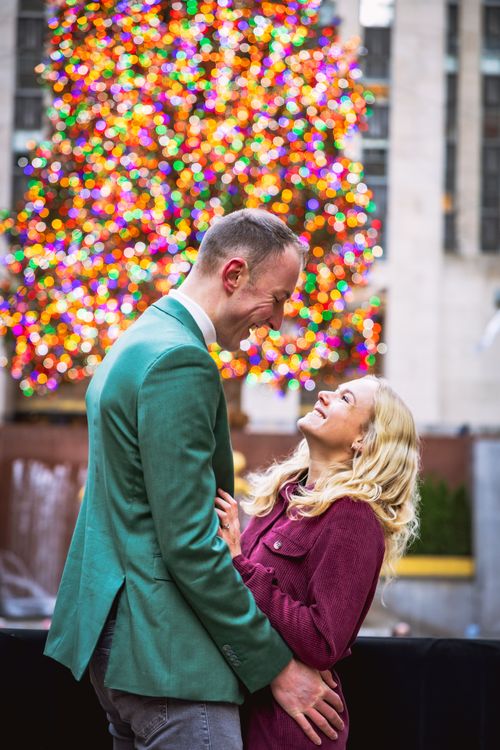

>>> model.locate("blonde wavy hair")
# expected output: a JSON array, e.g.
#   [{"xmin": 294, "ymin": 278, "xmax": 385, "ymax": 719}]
[{"xmin": 241, "ymin": 376, "xmax": 420, "ymax": 576}]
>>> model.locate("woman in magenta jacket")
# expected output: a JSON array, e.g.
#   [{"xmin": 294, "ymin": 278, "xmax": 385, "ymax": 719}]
[{"xmin": 215, "ymin": 375, "xmax": 420, "ymax": 749}]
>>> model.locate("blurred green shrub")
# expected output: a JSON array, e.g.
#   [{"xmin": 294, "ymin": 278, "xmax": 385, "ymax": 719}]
[{"xmin": 407, "ymin": 475, "xmax": 472, "ymax": 556}]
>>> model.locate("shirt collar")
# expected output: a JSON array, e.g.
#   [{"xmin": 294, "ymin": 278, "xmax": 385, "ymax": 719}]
[{"xmin": 168, "ymin": 288, "xmax": 217, "ymax": 347}]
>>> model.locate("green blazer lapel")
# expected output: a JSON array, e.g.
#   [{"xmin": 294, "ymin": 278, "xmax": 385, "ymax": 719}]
[{"xmin": 153, "ymin": 295, "xmax": 206, "ymax": 347}]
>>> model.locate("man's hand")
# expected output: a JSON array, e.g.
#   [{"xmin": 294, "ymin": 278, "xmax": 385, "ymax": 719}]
[{"xmin": 271, "ymin": 659, "xmax": 344, "ymax": 745}]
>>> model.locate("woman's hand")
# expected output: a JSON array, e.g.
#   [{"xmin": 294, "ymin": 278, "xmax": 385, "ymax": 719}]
[{"xmin": 215, "ymin": 488, "xmax": 242, "ymax": 559}]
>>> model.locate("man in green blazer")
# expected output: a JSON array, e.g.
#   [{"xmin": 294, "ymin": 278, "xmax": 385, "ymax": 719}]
[{"xmin": 45, "ymin": 209, "xmax": 343, "ymax": 748}]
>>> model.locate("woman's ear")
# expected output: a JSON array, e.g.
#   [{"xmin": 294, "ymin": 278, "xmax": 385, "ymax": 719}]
[{"xmin": 351, "ymin": 439, "xmax": 364, "ymax": 454}]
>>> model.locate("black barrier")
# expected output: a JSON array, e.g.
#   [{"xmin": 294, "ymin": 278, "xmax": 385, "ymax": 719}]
[{"xmin": 1, "ymin": 627, "xmax": 499, "ymax": 749}]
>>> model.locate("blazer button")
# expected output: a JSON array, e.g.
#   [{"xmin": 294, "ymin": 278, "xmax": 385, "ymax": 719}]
[{"xmin": 273, "ymin": 540, "xmax": 282, "ymax": 550}]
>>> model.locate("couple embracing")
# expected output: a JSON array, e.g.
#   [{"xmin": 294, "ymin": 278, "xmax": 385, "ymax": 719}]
[{"xmin": 45, "ymin": 209, "xmax": 419, "ymax": 749}]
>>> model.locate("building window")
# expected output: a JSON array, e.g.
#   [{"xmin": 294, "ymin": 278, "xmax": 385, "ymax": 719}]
[
  {"xmin": 445, "ymin": 73, "xmax": 457, "ymax": 139},
  {"xmin": 481, "ymin": 76, "xmax": 500, "ymax": 252},
  {"xmin": 363, "ymin": 27, "xmax": 391, "ymax": 80},
  {"xmin": 362, "ymin": 148, "xmax": 387, "ymax": 244},
  {"xmin": 444, "ymin": 73, "xmax": 457, "ymax": 251},
  {"xmin": 13, "ymin": 1, "xmax": 45, "ymax": 211},
  {"xmin": 484, "ymin": 104, "xmax": 500, "ymax": 138},
  {"xmin": 16, "ymin": 16, "xmax": 45, "ymax": 88},
  {"xmin": 483, "ymin": 146, "xmax": 500, "ymax": 206},
  {"xmin": 362, "ymin": 148, "xmax": 387, "ymax": 178},
  {"xmin": 19, "ymin": 0, "xmax": 45, "ymax": 9},
  {"xmin": 447, "ymin": 2, "xmax": 459, "ymax": 57},
  {"xmin": 367, "ymin": 103, "xmax": 389, "ymax": 139},
  {"xmin": 481, "ymin": 213, "xmax": 500, "ymax": 250},
  {"xmin": 15, "ymin": 94, "xmax": 43, "ymax": 130},
  {"xmin": 484, "ymin": 72, "xmax": 500, "ymax": 104},
  {"xmin": 370, "ymin": 182, "xmax": 387, "ymax": 225},
  {"xmin": 484, "ymin": 4, "xmax": 500, "ymax": 54},
  {"xmin": 445, "ymin": 143, "xmax": 456, "ymax": 195},
  {"xmin": 12, "ymin": 155, "xmax": 30, "ymax": 209}
]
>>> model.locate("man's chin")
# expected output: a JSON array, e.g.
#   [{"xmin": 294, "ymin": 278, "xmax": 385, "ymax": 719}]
[
  {"xmin": 230, "ymin": 333, "xmax": 250, "ymax": 351},
  {"xmin": 217, "ymin": 329, "xmax": 254, "ymax": 352},
  {"xmin": 217, "ymin": 338, "xmax": 240, "ymax": 352}
]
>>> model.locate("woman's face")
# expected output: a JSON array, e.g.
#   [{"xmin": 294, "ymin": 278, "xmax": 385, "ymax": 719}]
[{"xmin": 298, "ymin": 377, "xmax": 378, "ymax": 458}]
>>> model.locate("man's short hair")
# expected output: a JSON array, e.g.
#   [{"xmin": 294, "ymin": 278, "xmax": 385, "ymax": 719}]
[{"xmin": 195, "ymin": 208, "xmax": 308, "ymax": 277}]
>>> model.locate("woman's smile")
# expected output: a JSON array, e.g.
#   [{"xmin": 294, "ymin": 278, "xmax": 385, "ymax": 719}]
[{"xmin": 312, "ymin": 405, "xmax": 327, "ymax": 420}]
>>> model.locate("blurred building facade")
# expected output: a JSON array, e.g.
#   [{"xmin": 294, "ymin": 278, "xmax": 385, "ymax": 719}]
[{"xmin": 345, "ymin": 0, "xmax": 500, "ymax": 432}]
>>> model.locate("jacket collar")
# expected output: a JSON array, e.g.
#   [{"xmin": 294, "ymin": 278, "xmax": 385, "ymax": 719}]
[{"xmin": 152, "ymin": 295, "xmax": 206, "ymax": 348}]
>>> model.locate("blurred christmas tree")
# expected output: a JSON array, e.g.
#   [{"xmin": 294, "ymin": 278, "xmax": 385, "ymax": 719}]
[{"xmin": 0, "ymin": 0, "xmax": 383, "ymax": 398}]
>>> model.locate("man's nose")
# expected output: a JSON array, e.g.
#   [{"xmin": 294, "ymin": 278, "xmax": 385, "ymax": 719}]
[{"xmin": 268, "ymin": 309, "xmax": 284, "ymax": 331}]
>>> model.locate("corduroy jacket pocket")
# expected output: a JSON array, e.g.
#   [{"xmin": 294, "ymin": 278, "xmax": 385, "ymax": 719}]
[{"xmin": 262, "ymin": 530, "xmax": 308, "ymax": 558}]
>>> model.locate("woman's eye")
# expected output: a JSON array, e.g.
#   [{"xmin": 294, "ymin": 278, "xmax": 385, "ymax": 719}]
[{"xmin": 342, "ymin": 394, "xmax": 350, "ymax": 402}]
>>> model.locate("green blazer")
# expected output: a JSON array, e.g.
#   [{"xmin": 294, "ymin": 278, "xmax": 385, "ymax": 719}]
[{"xmin": 44, "ymin": 296, "xmax": 291, "ymax": 702}]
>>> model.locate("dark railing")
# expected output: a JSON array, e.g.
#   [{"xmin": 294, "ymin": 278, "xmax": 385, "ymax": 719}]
[{"xmin": 1, "ymin": 628, "xmax": 498, "ymax": 749}]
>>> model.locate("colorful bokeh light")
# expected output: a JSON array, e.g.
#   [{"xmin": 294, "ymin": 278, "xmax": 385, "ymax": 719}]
[{"xmin": 0, "ymin": 0, "xmax": 382, "ymax": 397}]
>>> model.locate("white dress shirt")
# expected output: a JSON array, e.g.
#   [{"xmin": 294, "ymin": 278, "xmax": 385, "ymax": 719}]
[{"xmin": 168, "ymin": 288, "xmax": 217, "ymax": 347}]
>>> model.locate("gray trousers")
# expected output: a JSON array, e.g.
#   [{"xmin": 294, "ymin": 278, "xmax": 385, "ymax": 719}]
[{"xmin": 89, "ymin": 619, "xmax": 243, "ymax": 750}]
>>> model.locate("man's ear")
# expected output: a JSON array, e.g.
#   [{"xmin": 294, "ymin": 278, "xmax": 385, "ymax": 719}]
[{"xmin": 221, "ymin": 257, "xmax": 248, "ymax": 294}]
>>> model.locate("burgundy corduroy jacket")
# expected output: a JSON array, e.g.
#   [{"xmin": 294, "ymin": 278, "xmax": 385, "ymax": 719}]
[{"xmin": 233, "ymin": 482, "xmax": 385, "ymax": 750}]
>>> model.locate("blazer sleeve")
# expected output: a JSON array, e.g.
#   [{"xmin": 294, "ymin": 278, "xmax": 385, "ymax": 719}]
[
  {"xmin": 137, "ymin": 344, "xmax": 291, "ymax": 692},
  {"xmin": 233, "ymin": 499, "xmax": 385, "ymax": 671}
]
